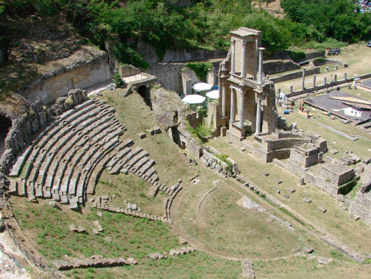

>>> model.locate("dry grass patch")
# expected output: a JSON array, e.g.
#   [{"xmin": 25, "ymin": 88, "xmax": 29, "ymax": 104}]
[
  {"xmin": 207, "ymin": 138, "xmax": 371, "ymax": 254},
  {"xmin": 254, "ymin": 256, "xmax": 371, "ymax": 279}
]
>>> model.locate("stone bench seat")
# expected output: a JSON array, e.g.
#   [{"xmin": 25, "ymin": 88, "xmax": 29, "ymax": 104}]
[
  {"xmin": 30, "ymin": 112, "xmax": 118, "ymax": 186},
  {"xmin": 136, "ymin": 159, "xmax": 155, "ymax": 177},
  {"xmin": 74, "ymin": 135, "xmax": 121, "ymax": 199},
  {"xmin": 82, "ymin": 140, "xmax": 120, "ymax": 197},
  {"xmin": 12, "ymin": 100, "xmax": 101, "ymax": 179},
  {"xmin": 27, "ymin": 104, "xmax": 108, "ymax": 166},
  {"xmin": 131, "ymin": 156, "xmax": 150, "ymax": 173},
  {"xmin": 10, "ymin": 143, "xmax": 40, "ymax": 177},
  {"xmin": 125, "ymin": 150, "xmax": 149, "ymax": 169}
]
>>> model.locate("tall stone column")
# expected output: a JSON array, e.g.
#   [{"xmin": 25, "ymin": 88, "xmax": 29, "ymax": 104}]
[
  {"xmin": 230, "ymin": 88, "xmax": 235, "ymax": 122},
  {"xmin": 302, "ymin": 68, "xmax": 306, "ymax": 90},
  {"xmin": 241, "ymin": 41, "xmax": 246, "ymax": 78},
  {"xmin": 239, "ymin": 90, "xmax": 245, "ymax": 128},
  {"xmin": 231, "ymin": 39, "xmax": 236, "ymax": 75},
  {"xmin": 221, "ymin": 81, "xmax": 226, "ymax": 118},
  {"xmin": 255, "ymin": 99, "xmax": 262, "ymax": 135},
  {"xmin": 257, "ymin": 47, "xmax": 265, "ymax": 85}
]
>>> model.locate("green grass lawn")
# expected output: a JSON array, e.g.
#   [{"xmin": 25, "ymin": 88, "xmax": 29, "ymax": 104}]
[{"xmin": 94, "ymin": 170, "xmax": 166, "ymax": 217}]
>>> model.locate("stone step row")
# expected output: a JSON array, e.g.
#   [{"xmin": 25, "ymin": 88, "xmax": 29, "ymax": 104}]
[
  {"xmin": 9, "ymin": 101, "xmax": 124, "ymax": 205},
  {"xmin": 9, "ymin": 100, "xmax": 102, "ymax": 177},
  {"xmin": 25, "ymin": 108, "xmax": 115, "ymax": 183},
  {"xmin": 27, "ymin": 101, "xmax": 103, "ymax": 164},
  {"xmin": 29, "ymin": 106, "xmax": 115, "ymax": 166},
  {"xmin": 30, "ymin": 114, "xmax": 121, "ymax": 187},
  {"xmin": 91, "ymin": 202, "xmax": 166, "ymax": 222}
]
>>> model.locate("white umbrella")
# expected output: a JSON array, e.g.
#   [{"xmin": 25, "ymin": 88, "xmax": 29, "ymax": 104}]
[
  {"xmin": 182, "ymin": 95, "xmax": 206, "ymax": 105},
  {"xmin": 206, "ymin": 90, "xmax": 219, "ymax": 99},
  {"xmin": 192, "ymin": 82, "xmax": 213, "ymax": 92}
]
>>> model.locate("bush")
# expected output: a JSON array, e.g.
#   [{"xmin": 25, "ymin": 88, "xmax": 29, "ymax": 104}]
[
  {"xmin": 112, "ymin": 72, "xmax": 123, "ymax": 88},
  {"xmin": 65, "ymin": 97, "xmax": 74, "ymax": 106},
  {"xmin": 186, "ymin": 62, "xmax": 214, "ymax": 82}
]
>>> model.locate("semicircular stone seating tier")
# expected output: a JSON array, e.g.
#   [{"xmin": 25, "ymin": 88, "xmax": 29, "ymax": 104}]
[{"xmin": 8, "ymin": 98, "xmax": 159, "ymax": 209}]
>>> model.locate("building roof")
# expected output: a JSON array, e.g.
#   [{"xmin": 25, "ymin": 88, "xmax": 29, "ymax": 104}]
[{"xmin": 230, "ymin": 27, "xmax": 260, "ymax": 38}]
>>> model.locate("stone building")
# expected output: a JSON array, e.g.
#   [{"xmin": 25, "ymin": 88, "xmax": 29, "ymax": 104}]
[{"xmin": 217, "ymin": 27, "xmax": 278, "ymax": 141}]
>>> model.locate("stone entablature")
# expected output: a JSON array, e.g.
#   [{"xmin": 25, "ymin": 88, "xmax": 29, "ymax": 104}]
[{"xmin": 217, "ymin": 27, "xmax": 278, "ymax": 140}]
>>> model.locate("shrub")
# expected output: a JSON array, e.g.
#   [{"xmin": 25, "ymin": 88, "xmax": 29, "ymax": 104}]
[
  {"xmin": 186, "ymin": 62, "xmax": 214, "ymax": 82},
  {"xmin": 65, "ymin": 97, "xmax": 74, "ymax": 106},
  {"xmin": 112, "ymin": 72, "xmax": 123, "ymax": 88}
]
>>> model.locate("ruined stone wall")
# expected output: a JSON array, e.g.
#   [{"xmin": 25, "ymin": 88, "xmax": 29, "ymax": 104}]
[
  {"xmin": 149, "ymin": 86, "xmax": 202, "ymax": 158},
  {"xmin": 270, "ymin": 67, "xmax": 320, "ymax": 83},
  {"xmin": 148, "ymin": 61, "xmax": 220, "ymax": 96},
  {"xmin": 350, "ymin": 193, "xmax": 371, "ymax": 226},
  {"xmin": 262, "ymin": 83, "xmax": 278, "ymax": 134},
  {"xmin": 263, "ymin": 60, "xmax": 300, "ymax": 75},
  {"xmin": 265, "ymin": 138, "xmax": 305, "ymax": 151},
  {"xmin": 25, "ymin": 59, "xmax": 111, "ymax": 104},
  {"xmin": 320, "ymin": 163, "xmax": 355, "ymax": 185}
]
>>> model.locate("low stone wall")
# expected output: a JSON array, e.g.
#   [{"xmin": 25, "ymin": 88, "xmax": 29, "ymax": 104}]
[
  {"xmin": 320, "ymin": 162, "xmax": 355, "ymax": 185},
  {"xmin": 286, "ymin": 72, "xmax": 371, "ymax": 98},
  {"xmin": 54, "ymin": 256, "xmax": 137, "ymax": 270},
  {"xmin": 267, "ymin": 50, "xmax": 325, "ymax": 61},
  {"xmin": 263, "ymin": 138, "xmax": 306, "ymax": 151},
  {"xmin": 350, "ymin": 192, "xmax": 371, "ymax": 227},
  {"xmin": 200, "ymin": 146, "xmax": 238, "ymax": 177},
  {"xmin": 263, "ymin": 59, "xmax": 300, "ymax": 75},
  {"xmin": 270, "ymin": 67, "xmax": 320, "ymax": 83},
  {"xmin": 312, "ymin": 58, "xmax": 346, "ymax": 67}
]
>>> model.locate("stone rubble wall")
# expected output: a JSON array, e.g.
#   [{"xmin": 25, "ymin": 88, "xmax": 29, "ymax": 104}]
[
  {"xmin": 54, "ymin": 256, "xmax": 137, "ymax": 271},
  {"xmin": 200, "ymin": 147, "xmax": 237, "ymax": 177},
  {"xmin": 150, "ymin": 86, "xmax": 203, "ymax": 159}
]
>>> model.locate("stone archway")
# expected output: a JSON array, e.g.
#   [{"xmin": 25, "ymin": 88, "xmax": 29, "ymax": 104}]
[
  {"xmin": 138, "ymin": 85, "xmax": 152, "ymax": 109},
  {"xmin": 0, "ymin": 115, "xmax": 12, "ymax": 156}
]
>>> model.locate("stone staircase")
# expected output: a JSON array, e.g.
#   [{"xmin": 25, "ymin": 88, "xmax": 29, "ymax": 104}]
[{"xmin": 9, "ymin": 99, "xmax": 159, "ymax": 209}]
